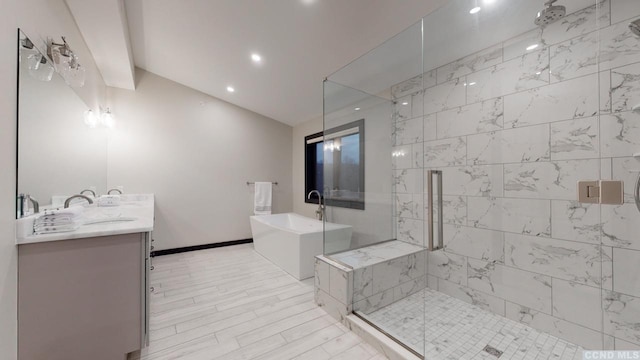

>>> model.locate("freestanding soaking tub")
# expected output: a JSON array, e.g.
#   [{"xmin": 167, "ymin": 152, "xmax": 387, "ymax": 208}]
[{"xmin": 250, "ymin": 213, "xmax": 352, "ymax": 280}]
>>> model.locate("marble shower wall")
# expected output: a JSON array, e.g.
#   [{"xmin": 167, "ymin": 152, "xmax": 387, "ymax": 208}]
[{"xmin": 391, "ymin": 0, "xmax": 640, "ymax": 350}]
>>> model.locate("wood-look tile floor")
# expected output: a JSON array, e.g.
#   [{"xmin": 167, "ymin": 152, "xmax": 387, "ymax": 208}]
[{"xmin": 131, "ymin": 243, "xmax": 384, "ymax": 360}]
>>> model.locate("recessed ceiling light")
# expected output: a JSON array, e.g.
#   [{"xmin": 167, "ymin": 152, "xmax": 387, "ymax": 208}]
[
  {"xmin": 402, "ymin": 102, "xmax": 409, "ymax": 105},
  {"xmin": 470, "ymin": 6, "xmax": 481, "ymax": 14},
  {"xmin": 354, "ymin": 107, "xmax": 360, "ymax": 111},
  {"xmin": 526, "ymin": 43, "xmax": 539, "ymax": 51},
  {"xmin": 226, "ymin": 86, "xmax": 235, "ymax": 93},
  {"xmin": 468, "ymin": 82, "xmax": 477, "ymax": 86},
  {"xmin": 536, "ymin": 71, "xmax": 542, "ymax": 75},
  {"xmin": 251, "ymin": 53, "xmax": 261, "ymax": 63}
]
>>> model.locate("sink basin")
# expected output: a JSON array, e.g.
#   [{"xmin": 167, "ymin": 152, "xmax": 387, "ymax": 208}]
[{"xmin": 83, "ymin": 217, "xmax": 137, "ymax": 225}]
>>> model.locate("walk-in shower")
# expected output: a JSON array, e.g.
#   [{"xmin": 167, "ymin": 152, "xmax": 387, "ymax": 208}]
[{"xmin": 318, "ymin": 0, "xmax": 640, "ymax": 357}]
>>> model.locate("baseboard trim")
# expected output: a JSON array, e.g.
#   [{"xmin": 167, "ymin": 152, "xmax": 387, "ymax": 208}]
[{"xmin": 151, "ymin": 239, "xmax": 253, "ymax": 257}]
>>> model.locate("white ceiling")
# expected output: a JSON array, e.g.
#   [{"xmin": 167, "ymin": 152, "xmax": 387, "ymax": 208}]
[
  {"xmin": 70, "ymin": 0, "xmax": 599, "ymax": 126},
  {"xmin": 120, "ymin": 0, "xmax": 448, "ymax": 126}
]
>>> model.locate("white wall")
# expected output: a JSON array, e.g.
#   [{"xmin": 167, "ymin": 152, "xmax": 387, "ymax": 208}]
[
  {"xmin": 292, "ymin": 116, "xmax": 323, "ymax": 219},
  {"xmin": 107, "ymin": 69, "xmax": 293, "ymax": 251},
  {"xmin": 0, "ymin": 1, "xmax": 107, "ymax": 358}
]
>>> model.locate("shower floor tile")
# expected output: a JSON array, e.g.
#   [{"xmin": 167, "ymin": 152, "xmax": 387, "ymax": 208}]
[{"xmin": 359, "ymin": 288, "xmax": 585, "ymax": 360}]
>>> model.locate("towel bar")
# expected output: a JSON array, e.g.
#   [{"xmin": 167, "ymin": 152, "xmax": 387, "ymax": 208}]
[{"xmin": 247, "ymin": 181, "xmax": 278, "ymax": 185}]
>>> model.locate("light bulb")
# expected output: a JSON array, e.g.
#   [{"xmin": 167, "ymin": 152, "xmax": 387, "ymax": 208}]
[
  {"xmin": 101, "ymin": 108, "xmax": 115, "ymax": 128},
  {"xmin": 83, "ymin": 109, "xmax": 99, "ymax": 128},
  {"xmin": 27, "ymin": 54, "xmax": 54, "ymax": 82}
]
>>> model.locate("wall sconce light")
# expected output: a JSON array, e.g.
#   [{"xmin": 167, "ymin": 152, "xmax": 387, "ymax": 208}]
[
  {"xmin": 83, "ymin": 108, "xmax": 115, "ymax": 129},
  {"xmin": 101, "ymin": 108, "xmax": 115, "ymax": 128},
  {"xmin": 324, "ymin": 139, "xmax": 341, "ymax": 152},
  {"xmin": 46, "ymin": 36, "xmax": 85, "ymax": 88},
  {"xmin": 20, "ymin": 38, "xmax": 54, "ymax": 82},
  {"xmin": 83, "ymin": 109, "xmax": 99, "ymax": 128}
]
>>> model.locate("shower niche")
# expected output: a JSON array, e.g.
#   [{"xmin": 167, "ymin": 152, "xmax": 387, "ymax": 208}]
[{"xmin": 316, "ymin": 0, "xmax": 640, "ymax": 357}]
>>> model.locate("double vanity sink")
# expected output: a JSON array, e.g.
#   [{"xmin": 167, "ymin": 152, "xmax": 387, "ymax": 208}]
[
  {"xmin": 16, "ymin": 194, "xmax": 154, "ymax": 244},
  {"xmin": 16, "ymin": 194, "xmax": 155, "ymax": 360}
]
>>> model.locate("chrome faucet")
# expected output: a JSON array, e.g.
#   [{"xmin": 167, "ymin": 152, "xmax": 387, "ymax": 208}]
[
  {"xmin": 25, "ymin": 195, "xmax": 39, "ymax": 214},
  {"xmin": 64, "ymin": 194, "xmax": 94, "ymax": 208},
  {"xmin": 307, "ymin": 190, "xmax": 324, "ymax": 221},
  {"xmin": 80, "ymin": 189, "xmax": 96, "ymax": 197},
  {"xmin": 107, "ymin": 188, "xmax": 122, "ymax": 195}
]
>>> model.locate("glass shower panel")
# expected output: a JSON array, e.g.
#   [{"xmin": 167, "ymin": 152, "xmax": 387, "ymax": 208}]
[
  {"xmin": 323, "ymin": 20, "xmax": 426, "ymax": 356},
  {"xmin": 598, "ymin": 1, "xmax": 640, "ymax": 350},
  {"xmin": 418, "ymin": 0, "xmax": 606, "ymax": 356},
  {"xmin": 319, "ymin": 0, "xmax": 640, "ymax": 355},
  {"xmin": 343, "ymin": 0, "xmax": 616, "ymax": 357},
  {"xmin": 322, "ymin": 80, "xmax": 393, "ymax": 254}
]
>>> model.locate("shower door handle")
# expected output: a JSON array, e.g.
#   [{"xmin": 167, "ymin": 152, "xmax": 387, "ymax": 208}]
[
  {"xmin": 634, "ymin": 173, "xmax": 640, "ymax": 213},
  {"xmin": 427, "ymin": 170, "xmax": 443, "ymax": 251}
]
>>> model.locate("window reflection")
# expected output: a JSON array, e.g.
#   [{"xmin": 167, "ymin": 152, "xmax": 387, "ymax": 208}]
[{"xmin": 304, "ymin": 119, "xmax": 365, "ymax": 210}]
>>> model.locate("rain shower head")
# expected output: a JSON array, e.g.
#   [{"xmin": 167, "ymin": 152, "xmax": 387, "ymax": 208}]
[
  {"xmin": 534, "ymin": 0, "xmax": 566, "ymax": 27},
  {"xmin": 630, "ymin": 19, "xmax": 640, "ymax": 37}
]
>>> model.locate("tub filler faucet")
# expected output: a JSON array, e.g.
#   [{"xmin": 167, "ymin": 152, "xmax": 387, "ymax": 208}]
[{"xmin": 307, "ymin": 190, "xmax": 324, "ymax": 221}]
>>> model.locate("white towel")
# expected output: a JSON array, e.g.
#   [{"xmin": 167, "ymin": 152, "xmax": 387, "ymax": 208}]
[
  {"xmin": 41, "ymin": 205, "xmax": 85, "ymax": 217},
  {"xmin": 33, "ymin": 205, "xmax": 84, "ymax": 234},
  {"xmin": 254, "ymin": 182, "xmax": 272, "ymax": 215},
  {"xmin": 34, "ymin": 224, "xmax": 79, "ymax": 235}
]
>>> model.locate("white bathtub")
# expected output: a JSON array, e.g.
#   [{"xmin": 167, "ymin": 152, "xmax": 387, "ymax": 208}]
[{"xmin": 250, "ymin": 213, "xmax": 352, "ymax": 280}]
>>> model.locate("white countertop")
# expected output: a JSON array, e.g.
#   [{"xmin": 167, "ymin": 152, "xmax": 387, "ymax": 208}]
[{"xmin": 16, "ymin": 194, "xmax": 155, "ymax": 245}]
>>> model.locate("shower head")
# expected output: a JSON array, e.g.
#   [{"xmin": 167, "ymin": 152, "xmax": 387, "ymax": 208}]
[
  {"xmin": 630, "ymin": 19, "xmax": 640, "ymax": 37},
  {"xmin": 534, "ymin": 0, "xmax": 566, "ymax": 27}
]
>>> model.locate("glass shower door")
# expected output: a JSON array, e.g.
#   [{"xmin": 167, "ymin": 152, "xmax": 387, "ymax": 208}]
[
  {"xmin": 599, "ymin": 2, "xmax": 640, "ymax": 349},
  {"xmin": 419, "ymin": 0, "xmax": 611, "ymax": 356},
  {"xmin": 323, "ymin": 20, "xmax": 427, "ymax": 357}
]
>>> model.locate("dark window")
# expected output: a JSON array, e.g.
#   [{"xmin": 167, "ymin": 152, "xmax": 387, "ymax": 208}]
[
  {"xmin": 305, "ymin": 131, "xmax": 324, "ymax": 205},
  {"xmin": 304, "ymin": 119, "xmax": 365, "ymax": 210}
]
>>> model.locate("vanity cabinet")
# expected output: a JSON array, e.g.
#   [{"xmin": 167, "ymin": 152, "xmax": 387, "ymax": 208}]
[{"xmin": 18, "ymin": 232, "xmax": 151, "ymax": 360}]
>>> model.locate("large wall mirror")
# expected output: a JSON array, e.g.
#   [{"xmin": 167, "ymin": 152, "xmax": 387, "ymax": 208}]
[{"xmin": 17, "ymin": 29, "xmax": 108, "ymax": 217}]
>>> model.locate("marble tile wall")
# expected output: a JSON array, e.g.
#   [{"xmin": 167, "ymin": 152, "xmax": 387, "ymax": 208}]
[
  {"xmin": 316, "ymin": 245, "xmax": 427, "ymax": 319},
  {"xmin": 353, "ymin": 250, "xmax": 427, "ymax": 315},
  {"xmin": 314, "ymin": 256, "xmax": 353, "ymax": 324},
  {"xmin": 390, "ymin": 0, "xmax": 640, "ymax": 350}
]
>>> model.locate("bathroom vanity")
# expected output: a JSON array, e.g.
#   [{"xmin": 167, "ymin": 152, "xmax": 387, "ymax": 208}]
[{"xmin": 15, "ymin": 195, "xmax": 154, "ymax": 360}]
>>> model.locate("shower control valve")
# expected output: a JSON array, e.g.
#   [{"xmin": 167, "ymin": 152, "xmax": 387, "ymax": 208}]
[{"xmin": 577, "ymin": 180, "xmax": 623, "ymax": 205}]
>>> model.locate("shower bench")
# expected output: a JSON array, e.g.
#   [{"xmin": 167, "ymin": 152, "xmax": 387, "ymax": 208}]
[{"xmin": 314, "ymin": 240, "xmax": 427, "ymax": 322}]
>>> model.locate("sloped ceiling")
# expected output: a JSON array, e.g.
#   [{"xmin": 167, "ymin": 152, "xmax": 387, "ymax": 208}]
[
  {"xmin": 70, "ymin": 0, "xmax": 599, "ymax": 126},
  {"xmin": 122, "ymin": 0, "xmax": 448, "ymax": 125}
]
